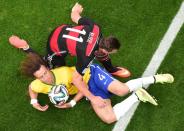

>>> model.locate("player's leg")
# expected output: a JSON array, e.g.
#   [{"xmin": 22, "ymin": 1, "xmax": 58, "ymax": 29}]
[
  {"xmin": 91, "ymin": 86, "xmax": 158, "ymax": 124},
  {"xmin": 113, "ymin": 87, "xmax": 159, "ymax": 121},
  {"xmin": 89, "ymin": 65, "xmax": 157, "ymax": 122},
  {"xmin": 90, "ymin": 64, "xmax": 132, "ymax": 97},
  {"xmin": 125, "ymin": 74, "xmax": 174, "ymax": 92},
  {"xmin": 90, "ymin": 99, "xmax": 117, "ymax": 124},
  {"xmin": 112, "ymin": 93, "xmax": 139, "ymax": 121},
  {"xmin": 90, "ymin": 64, "xmax": 147, "ymax": 96},
  {"xmin": 107, "ymin": 80, "xmax": 130, "ymax": 96},
  {"xmin": 108, "ymin": 76, "xmax": 156, "ymax": 95},
  {"xmin": 90, "ymin": 89, "xmax": 156, "ymax": 123},
  {"xmin": 88, "ymin": 74, "xmax": 117, "ymax": 124},
  {"xmin": 91, "ymin": 64, "xmax": 174, "ymax": 97},
  {"xmin": 108, "ymin": 74, "xmax": 174, "ymax": 96}
]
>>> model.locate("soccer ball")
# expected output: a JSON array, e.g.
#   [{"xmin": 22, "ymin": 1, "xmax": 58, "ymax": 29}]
[{"xmin": 48, "ymin": 84, "xmax": 69, "ymax": 105}]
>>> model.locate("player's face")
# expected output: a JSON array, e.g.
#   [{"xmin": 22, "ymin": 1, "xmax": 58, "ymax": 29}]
[{"xmin": 34, "ymin": 65, "xmax": 52, "ymax": 83}]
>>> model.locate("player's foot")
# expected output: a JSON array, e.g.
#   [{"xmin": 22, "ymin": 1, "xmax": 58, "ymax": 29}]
[
  {"xmin": 135, "ymin": 88, "xmax": 158, "ymax": 106},
  {"xmin": 111, "ymin": 67, "xmax": 131, "ymax": 78},
  {"xmin": 9, "ymin": 35, "xmax": 29, "ymax": 49},
  {"xmin": 154, "ymin": 74, "xmax": 174, "ymax": 84}
]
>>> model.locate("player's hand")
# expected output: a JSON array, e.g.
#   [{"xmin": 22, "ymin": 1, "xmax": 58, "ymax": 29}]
[
  {"xmin": 9, "ymin": 35, "xmax": 29, "ymax": 49},
  {"xmin": 91, "ymin": 96, "xmax": 107, "ymax": 108},
  {"xmin": 55, "ymin": 102, "xmax": 72, "ymax": 109},
  {"xmin": 32, "ymin": 103, "xmax": 49, "ymax": 112},
  {"xmin": 72, "ymin": 2, "xmax": 83, "ymax": 13}
]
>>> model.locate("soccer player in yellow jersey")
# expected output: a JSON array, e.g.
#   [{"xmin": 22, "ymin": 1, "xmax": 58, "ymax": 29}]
[
  {"xmin": 22, "ymin": 53, "xmax": 88, "ymax": 111},
  {"xmin": 21, "ymin": 53, "xmax": 174, "ymax": 124}
]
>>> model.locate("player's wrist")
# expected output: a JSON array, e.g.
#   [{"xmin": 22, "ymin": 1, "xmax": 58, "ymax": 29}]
[
  {"xmin": 69, "ymin": 100, "xmax": 76, "ymax": 107},
  {"xmin": 30, "ymin": 99, "xmax": 38, "ymax": 105},
  {"xmin": 23, "ymin": 45, "xmax": 29, "ymax": 50}
]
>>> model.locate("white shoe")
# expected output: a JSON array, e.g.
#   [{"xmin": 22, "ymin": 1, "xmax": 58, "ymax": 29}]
[
  {"xmin": 135, "ymin": 88, "xmax": 158, "ymax": 106},
  {"xmin": 154, "ymin": 74, "xmax": 174, "ymax": 84}
]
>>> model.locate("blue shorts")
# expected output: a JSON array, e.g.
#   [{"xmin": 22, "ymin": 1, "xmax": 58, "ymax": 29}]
[{"xmin": 88, "ymin": 64, "xmax": 116, "ymax": 99}]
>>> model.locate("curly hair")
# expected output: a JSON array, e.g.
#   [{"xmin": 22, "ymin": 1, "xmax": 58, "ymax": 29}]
[{"xmin": 21, "ymin": 53, "xmax": 47, "ymax": 77}]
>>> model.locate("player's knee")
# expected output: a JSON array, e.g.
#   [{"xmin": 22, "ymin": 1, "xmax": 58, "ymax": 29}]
[
  {"xmin": 116, "ymin": 90, "xmax": 124, "ymax": 96},
  {"xmin": 102, "ymin": 115, "xmax": 115, "ymax": 124},
  {"xmin": 108, "ymin": 81, "xmax": 129, "ymax": 96}
]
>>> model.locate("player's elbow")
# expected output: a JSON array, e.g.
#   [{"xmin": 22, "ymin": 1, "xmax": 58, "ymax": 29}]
[
  {"xmin": 72, "ymin": 71, "xmax": 82, "ymax": 85},
  {"xmin": 28, "ymin": 85, "xmax": 33, "ymax": 95}
]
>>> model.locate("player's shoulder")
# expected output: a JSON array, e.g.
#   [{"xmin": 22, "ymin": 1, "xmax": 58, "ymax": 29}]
[
  {"xmin": 30, "ymin": 79, "xmax": 48, "ymax": 93},
  {"xmin": 31, "ymin": 78, "xmax": 48, "ymax": 87},
  {"xmin": 30, "ymin": 79, "xmax": 42, "ymax": 87}
]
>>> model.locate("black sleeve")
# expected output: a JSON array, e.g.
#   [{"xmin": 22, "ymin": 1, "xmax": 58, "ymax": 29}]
[
  {"xmin": 23, "ymin": 48, "xmax": 37, "ymax": 54},
  {"xmin": 78, "ymin": 17, "xmax": 96, "ymax": 28},
  {"xmin": 75, "ymin": 52, "xmax": 95, "ymax": 75}
]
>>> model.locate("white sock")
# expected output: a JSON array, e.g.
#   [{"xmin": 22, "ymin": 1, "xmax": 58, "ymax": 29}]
[
  {"xmin": 113, "ymin": 94, "xmax": 139, "ymax": 120},
  {"xmin": 126, "ymin": 76, "xmax": 155, "ymax": 92}
]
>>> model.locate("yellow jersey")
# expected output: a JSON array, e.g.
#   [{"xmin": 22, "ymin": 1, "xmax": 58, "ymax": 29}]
[{"xmin": 30, "ymin": 66, "xmax": 91, "ymax": 95}]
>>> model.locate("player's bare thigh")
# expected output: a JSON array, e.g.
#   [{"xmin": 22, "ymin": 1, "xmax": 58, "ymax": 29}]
[
  {"xmin": 108, "ymin": 80, "xmax": 130, "ymax": 96},
  {"xmin": 90, "ymin": 99, "xmax": 116, "ymax": 124}
]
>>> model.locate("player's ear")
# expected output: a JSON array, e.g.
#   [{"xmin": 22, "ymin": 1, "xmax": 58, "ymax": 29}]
[{"xmin": 109, "ymin": 49, "xmax": 118, "ymax": 54}]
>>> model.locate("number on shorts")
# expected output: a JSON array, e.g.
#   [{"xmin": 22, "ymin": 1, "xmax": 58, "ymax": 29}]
[{"xmin": 98, "ymin": 74, "xmax": 105, "ymax": 80}]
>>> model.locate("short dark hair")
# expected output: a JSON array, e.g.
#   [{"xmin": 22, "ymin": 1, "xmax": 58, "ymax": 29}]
[
  {"xmin": 99, "ymin": 36, "xmax": 121, "ymax": 52},
  {"xmin": 21, "ymin": 53, "xmax": 47, "ymax": 77}
]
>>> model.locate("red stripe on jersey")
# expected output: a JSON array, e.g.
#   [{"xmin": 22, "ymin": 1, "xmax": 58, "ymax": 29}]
[
  {"xmin": 50, "ymin": 25, "xmax": 66, "ymax": 56},
  {"xmin": 86, "ymin": 25, "xmax": 100, "ymax": 56},
  {"xmin": 66, "ymin": 26, "xmax": 84, "ymax": 56}
]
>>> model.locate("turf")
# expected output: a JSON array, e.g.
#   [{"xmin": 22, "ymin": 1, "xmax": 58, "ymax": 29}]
[
  {"xmin": 126, "ymin": 22, "xmax": 184, "ymax": 131},
  {"xmin": 0, "ymin": 0, "xmax": 183, "ymax": 131}
]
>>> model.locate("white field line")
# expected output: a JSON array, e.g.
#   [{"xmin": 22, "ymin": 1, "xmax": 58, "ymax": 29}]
[{"xmin": 113, "ymin": 2, "xmax": 184, "ymax": 131}]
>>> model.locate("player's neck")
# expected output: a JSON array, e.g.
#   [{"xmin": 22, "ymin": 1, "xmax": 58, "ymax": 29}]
[
  {"xmin": 48, "ymin": 71, "xmax": 55, "ymax": 84},
  {"xmin": 43, "ymin": 71, "xmax": 55, "ymax": 85}
]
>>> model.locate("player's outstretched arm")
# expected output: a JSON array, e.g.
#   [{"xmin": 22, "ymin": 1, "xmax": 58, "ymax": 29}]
[
  {"xmin": 71, "ymin": 2, "xmax": 83, "ymax": 24},
  {"xmin": 72, "ymin": 71, "xmax": 107, "ymax": 108},
  {"xmin": 29, "ymin": 86, "xmax": 49, "ymax": 112}
]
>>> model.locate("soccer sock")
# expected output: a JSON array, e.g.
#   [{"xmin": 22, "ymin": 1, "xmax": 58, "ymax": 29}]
[
  {"xmin": 126, "ymin": 76, "xmax": 155, "ymax": 92},
  {"xmin": 113, "ymin": 94, "xmax": 138, "ymax": 120}
]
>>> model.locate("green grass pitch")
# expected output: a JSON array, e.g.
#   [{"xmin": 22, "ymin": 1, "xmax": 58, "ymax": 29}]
[{"xmin": 0, "ymin": 0, "xmax": 183, "ymax": 131}]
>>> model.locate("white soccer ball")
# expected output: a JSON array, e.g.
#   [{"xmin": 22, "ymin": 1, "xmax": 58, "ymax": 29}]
[{"xmin": 48, "ymin": 84, "xmax": 69, "ymax": 105}]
